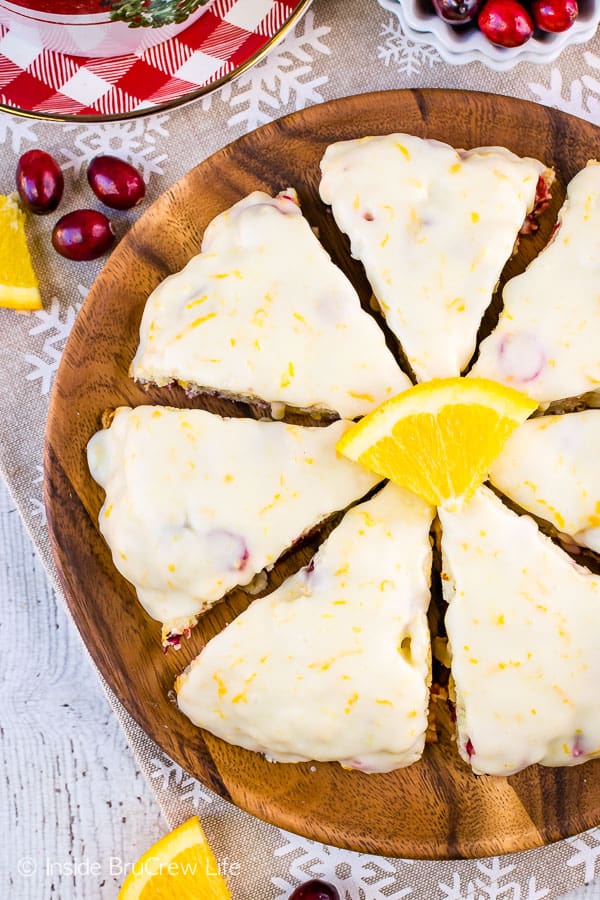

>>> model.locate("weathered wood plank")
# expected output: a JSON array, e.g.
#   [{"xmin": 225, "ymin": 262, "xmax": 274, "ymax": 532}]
[{"xmin": 0, "ymin": 477, "xmax": 164, "ymax": 899}]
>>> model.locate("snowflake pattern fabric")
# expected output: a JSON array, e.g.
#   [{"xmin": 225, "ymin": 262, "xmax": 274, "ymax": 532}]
[
  {"xmin": 201, "ymin": 10, "xmax": 331, "ymax": 131},
  {"xmin": 438, "ymin": 860, "xmax": 550, "ymax": 900},
  {"xmin": 28, "ymin": 465, "xmax": 45, "ymax": 528},
  {"xmin": 1, "ymin": 1, "xmax": 600, "ymax": 899},
  {"xmin": 566, "ymin": 834, "xmax": 600, "ymax": 886},
  {"xmin": 378, "ymin": 16, "xmax": 441, "ymax": 76},
  {"xmin": 149, "ymin": 753, "xmax": 213, "ymax": 809},
  {"xmin": 0, "ymin": 115, "xmax": 40, "ymax": 154},
  {"xmin": 528, "ymin": 54, "xmax": 600, "ymax": 126},
  {"xmin": 60, "ymin": 116, "xmax": 170, "ymax": 182},
  {"xmin": 24, "ymin": 291, "xmax": 85, "ymax": 395},
  {"xmin": 273, "ymin": 833, "xmax": 412, "ymax": 899}
]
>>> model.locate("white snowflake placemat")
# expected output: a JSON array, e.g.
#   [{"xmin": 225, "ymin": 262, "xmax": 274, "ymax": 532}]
[{"xmin": 1, "ymin": 1, "xmax": 600, "ymax": 897}]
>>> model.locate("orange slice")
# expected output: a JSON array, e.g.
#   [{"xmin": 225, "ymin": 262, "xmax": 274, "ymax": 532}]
[
  {"xmin": 336, "ymin": 377, "xmax": 537, "ymax": 509},
  {"xmin": 0, "ymin": 194, "xmax": 41, "ymax": 311},
  {"xmin": 118, "ymin": 815, "xmax": 231, "ymax": 900}
]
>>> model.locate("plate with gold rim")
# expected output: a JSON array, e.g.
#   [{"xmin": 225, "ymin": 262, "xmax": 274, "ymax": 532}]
[{"xmin": 0, "ymin": 0, "xmax": 312, "ymax": 122}]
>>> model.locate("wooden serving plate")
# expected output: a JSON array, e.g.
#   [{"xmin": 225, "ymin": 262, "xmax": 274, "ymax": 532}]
[{"xmin": 44, "ymin": 90, "xmax": 600, "ymax": 859}]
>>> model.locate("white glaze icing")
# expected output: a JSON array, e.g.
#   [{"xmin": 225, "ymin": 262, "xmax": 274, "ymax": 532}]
[
  {"xmin": 319, "ymin": 134, "xmax": 547, "ymax": 382},
  {"xmin": 131, "ymin": 190, "xmax": 409, "ymax": 418},
  {"xmin": 473, "ymin": 162, "xmax": 600, "ymax": 402},
  {"xmin": 87, "ymin": 406, "xmax": 379, "ymax": 639},
  {"xmin": 490, "ymin": 410, "xmax": 600, "ymax": 552},
  {"xmin": 176, "ymin": 482, "xmax": 434, "ymax": 773},
  {"xmin": 440, "ymin": 486, "xmax": 600, "ymax": 775}
]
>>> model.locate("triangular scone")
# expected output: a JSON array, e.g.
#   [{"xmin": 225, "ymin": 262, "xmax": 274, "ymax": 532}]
[
  {"xmin": 439, "ymin": 485, "xmax": 600, "ymax": 776},
  {"xmin": 130, "ymin": 189, "xmax": 409, "ymax": 419},
  {"xmin": 490, "ymin": 410, "xmax": 600, "ymax": 553},
  {"xmin": 319, "ymin": 134, "xmax": 551, "ymax": 382},
  {"xmin": 473, "ymin": 163, "xmax": 600, "ymax": 403},
  {"xmin": 87, "ymin": 407, "xmax": 379, "ymax": 645},
  {"xmin": 176, "ymin": 483, "xmax": 434, "ymax": 773}
]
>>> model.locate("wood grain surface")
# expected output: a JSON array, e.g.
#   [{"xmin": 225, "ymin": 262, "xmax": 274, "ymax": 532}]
[
  {"xmin": 44, "ymin": 89, "xmax": 600, "ymax": 859},
  {"xmin": 0, "ymin": 479, "xmax": 165, "ymax": 899}
]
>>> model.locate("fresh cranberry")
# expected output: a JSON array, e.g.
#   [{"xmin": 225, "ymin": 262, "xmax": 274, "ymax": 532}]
[
  {"xmin": 289, "ymin": 880, "xmax": 340, "ymax": 900},
  {"xmin": 52, "ymin": 209, "xmax": 115, "ymax": 261},
  {"xmin": 478, "ymin": 0, "xmax": 534, "ymax": 46},
  {"xmin": 16, "ymin": 149, "xmax": 64, "ymax": 215},
  {"xmin": 531, "ymin": 0, "xmax": 578, "ymax": 30},
  {"xmin": 87, "ymin": 154, "xmax": 146, "ymax": 211},
  {"xmin": 432, "ymin": 0, "xmax": 484, "ymax": 23}
]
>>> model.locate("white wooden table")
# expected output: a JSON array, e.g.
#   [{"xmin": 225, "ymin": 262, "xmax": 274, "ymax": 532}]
[
  {"xmin": 2, "ymin": 472, "xmax": 599, "ymax": 899},
  {"xmin": 0, "ymin": 476, "xmax": 164, "ymax": 898}
]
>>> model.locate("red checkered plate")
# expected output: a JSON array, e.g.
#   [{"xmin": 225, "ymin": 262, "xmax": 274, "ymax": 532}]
[{"xmin": 0, "ymin": 0, "xmax": 311, "ymax": 121}]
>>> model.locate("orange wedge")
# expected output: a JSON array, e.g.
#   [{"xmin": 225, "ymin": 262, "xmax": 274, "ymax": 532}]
[
  {"xmin": 118, "ymin": 816, "xmax": 231, "ymax": 900},
  {"xmin": 337, "ymin": 377, "xmax": 537, "ymax": 509},
  {"xmin": 0, "ymin": 194, "xmax": 41, "ymax": 311}
]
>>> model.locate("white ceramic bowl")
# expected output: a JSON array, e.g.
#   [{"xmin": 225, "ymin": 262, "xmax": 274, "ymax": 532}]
[{"xmin": 378, "ymin": 0, "xmax": 600, "ymax": 69}]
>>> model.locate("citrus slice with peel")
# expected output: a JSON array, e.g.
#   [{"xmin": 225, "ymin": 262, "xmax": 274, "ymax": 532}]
[
  {"xmin": 0, "ymin": 194, "xmax": 41, "ymax": 311},
  {"xmin": 118, "ymin": 815, "xmax": 231, "ymax": 900},
  {"xmin": 336, "ymin": 378, "xmax": 537, "ymax": 509}
]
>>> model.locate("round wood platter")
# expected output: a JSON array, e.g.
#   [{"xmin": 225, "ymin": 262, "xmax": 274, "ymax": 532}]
[{"xmin": 44, "ymin": 89, "xmax": 600, "ymax": 859}]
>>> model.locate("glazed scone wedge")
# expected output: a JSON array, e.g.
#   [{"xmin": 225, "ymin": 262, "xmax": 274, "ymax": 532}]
[
  {"xmin": 131, "ymin": 189, "xmax": 409, "ymax": 419},
  {"xmin": 319, "ymin": 134, "xmax": 551, "ymax": 382},
  {"xmin": 473, "ymin": 163, "xmax": 600, "ymax": 404},
  {"xmin": 440, "ymin": 486, "xmax": 600, "ymax": 776},
  {"xmin": 87, "ymin": 406, "xmax": 380, "ymax": 646},
  {"xmin": 490, "ymin": 410, "xmax": 600, "ymax": 553},
  {"xmin": 176, "ymin": 482, "xmax": 434, "ymax": 773}
]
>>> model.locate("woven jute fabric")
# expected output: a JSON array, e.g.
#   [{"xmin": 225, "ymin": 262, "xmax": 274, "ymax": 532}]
[{"xmin": 1, "ymin": 0, "xmax": 600, "ymax": 896}]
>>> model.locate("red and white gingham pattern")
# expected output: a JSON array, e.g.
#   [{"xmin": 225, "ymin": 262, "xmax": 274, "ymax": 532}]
[{"xmin": 0, "ymin": 0, "xmax": 304, "ymax": 119}]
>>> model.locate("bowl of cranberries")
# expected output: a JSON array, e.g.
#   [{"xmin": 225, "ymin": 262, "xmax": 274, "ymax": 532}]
[{"xmin": 379, "ymin": 0, "xmax": 600, "ymax": 68}]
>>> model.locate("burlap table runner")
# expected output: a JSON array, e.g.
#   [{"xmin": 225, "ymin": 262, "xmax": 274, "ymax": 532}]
[{"xmin": 2, "ymin": 0, "xmax": 600, "ymax": 896}]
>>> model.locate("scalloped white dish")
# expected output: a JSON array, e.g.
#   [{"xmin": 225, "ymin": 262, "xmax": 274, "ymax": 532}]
[{"xmin": 378, "ymin": 0, "xmax": 600, "ymax": 69}]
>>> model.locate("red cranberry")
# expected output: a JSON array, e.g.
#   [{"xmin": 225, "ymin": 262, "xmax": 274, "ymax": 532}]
[
  {"xmin": 531, "ymin": 0, "xmax": 578, "ymax": 30},
  {"xmin": 87, "ymin": 155, "xmax": 146, "ymax": 211},
  {"xmin": 289, "ymin": 880, "xmax": 340, "ymax": 900},
  {"xmin": 52, "ymin": 209, "xmax": 115, "ymax": 262},
  {"xmin": 16, "ymin": 149, "xmax": 64, "ymax": 215},
  {"xmin": 478, "ymin": 0, "xmax": 534, "ymax": 46},
  {"xmin": 432, "ymin": 0, "xmax": 484, "ymax": 23}
]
